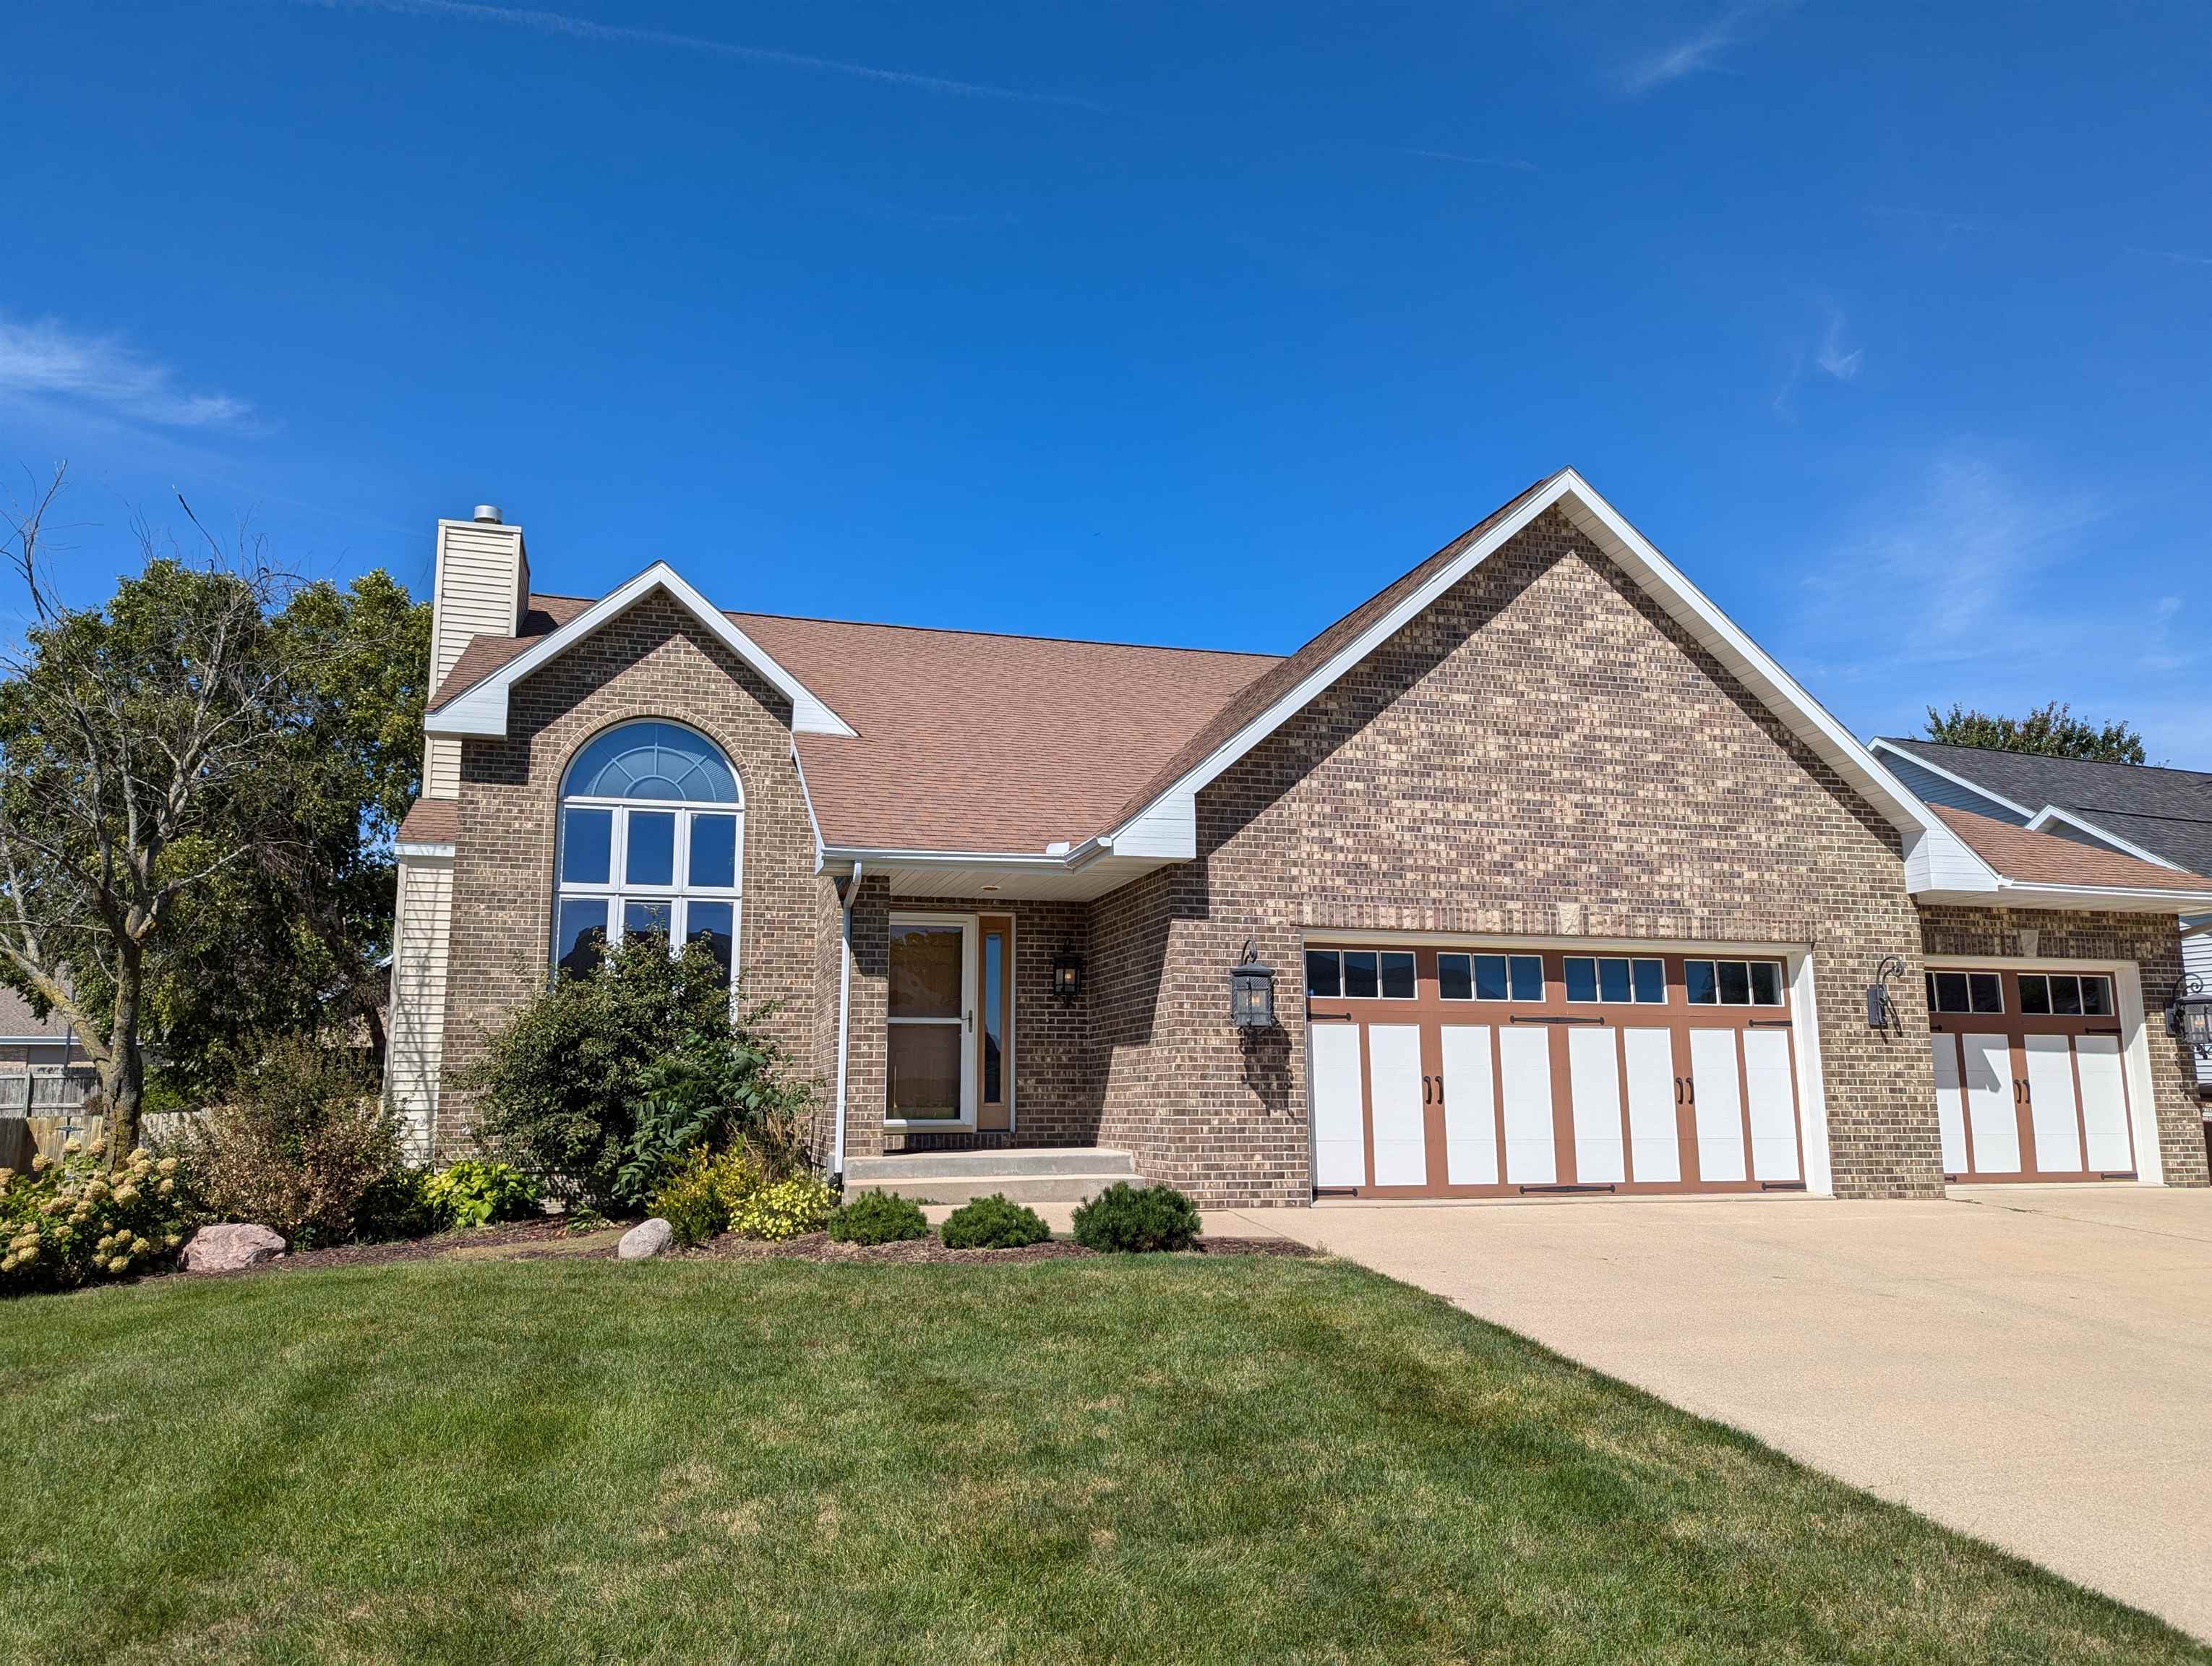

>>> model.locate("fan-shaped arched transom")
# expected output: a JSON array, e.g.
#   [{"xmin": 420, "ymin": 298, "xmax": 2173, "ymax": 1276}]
[{"xmin": 552, "ymin": 722, "xmax": 744, "ymax": 988}]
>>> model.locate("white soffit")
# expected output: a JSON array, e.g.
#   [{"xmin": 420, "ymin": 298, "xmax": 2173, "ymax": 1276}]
[
  {"xmin": 424, "ymin": 562, "xmax": 855, "ymax": 740},
  {"xmin": 1105, "ymin": 468, "xmax": 1989, "ymax": 890}
]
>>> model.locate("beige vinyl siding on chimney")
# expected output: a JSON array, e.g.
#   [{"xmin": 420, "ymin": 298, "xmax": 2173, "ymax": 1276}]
[
  {"xmin": 424, "ymin": 517, "xmax": 528, "ymax": 801},
  {"xmin": 385, "ymin": 853, "xmax": 454, "ymax": 1155}
]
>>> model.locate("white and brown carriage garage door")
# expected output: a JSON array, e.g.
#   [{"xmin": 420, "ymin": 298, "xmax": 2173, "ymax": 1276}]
[
  {"xmin": 1926, "ymin": 967, "xmax": 2138, "ymax": 1182},
  {"xmin": 1303, "ymin": 944, "xmax": 1809, "ymax": 1198}
]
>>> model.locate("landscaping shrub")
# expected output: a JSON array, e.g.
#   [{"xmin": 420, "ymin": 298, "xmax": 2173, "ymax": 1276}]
[
  {"xmin": 648, "ymin": 1146, "xmax": 762, "ymax": 1247},
  {"xmin": 1070, "ymin": 1182, "xmax": 1201, "ymax": 1253},
  {"xmin": 465, "ymin": 938, "xmax": 817, "ymax": 1210},
  {"xmin": 940, "ymin": 1194, "xmax": 1050, "ymax": 1250},
  {"xmin": 423, "ymin": 1160, "xmax": 541, "ymax": 1230},
  {"xmin": 1, "ymin": 1139, "xmax": 196, "ymax": 1295},
  {"xmin": 728, "ymin": 1176, "xmax": 836, "ymax": 1242},
  {"xmin": 352, "ymin": 1164, "xmax": 442, "ymax": 1241},
  {"xmin": 176, "ymin": 1037, "xmax": 409, "ymax": 1247},
  {"xmin": 828, "ymin": 1191, "xmax": 930, "ymax": 1246}
]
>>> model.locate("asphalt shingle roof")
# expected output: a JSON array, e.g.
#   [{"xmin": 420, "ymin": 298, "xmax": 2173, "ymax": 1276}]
[{"xmin": 1879, "ymin": 739, "xmax": 2212, "ymax": 878}]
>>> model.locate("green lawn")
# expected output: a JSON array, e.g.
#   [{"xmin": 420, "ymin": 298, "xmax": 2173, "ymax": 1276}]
[{"xmin": 1, "ymin": 1255, "xmax": 2200, "ymax": 1666}]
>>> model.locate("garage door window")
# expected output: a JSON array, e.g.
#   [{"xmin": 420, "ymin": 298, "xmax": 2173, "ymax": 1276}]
[
  {"xmin": 1564, "ymin": 955, "xmax": 1666, "ymax": 1004},
  {"xmin": 1686, "ymin": 959, "xmax": 1785, "ymax": 1007},
  {"xmin": 2018, "ymin": 973, "xmax": 2112, "ymax": 1017},
  {"xmin": 1436, "ymin": 952, "xmax": 1542, "ymax": 1002},
  {"xmin": 1926, "ymin": 971, "xmax": 2003, "ymax": 1014},
  {"xmin": 1305, "ymin": 949, "xmax": 1415, "ymax": 1000}
]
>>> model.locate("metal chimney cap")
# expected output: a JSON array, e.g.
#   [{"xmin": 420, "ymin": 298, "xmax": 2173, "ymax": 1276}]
[{"xmin": 472, "ymin": 504, "xmax": 502, "ymax": 524}]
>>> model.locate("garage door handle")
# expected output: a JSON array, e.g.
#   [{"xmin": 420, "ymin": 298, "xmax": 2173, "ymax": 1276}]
[{"xmin": 1674, "ymin": 1077, "xmax": 1683, "ymax": 1104}]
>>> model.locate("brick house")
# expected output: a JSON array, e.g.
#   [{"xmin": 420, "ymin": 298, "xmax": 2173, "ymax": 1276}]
[{"xmin": 386, "ymin": 471, "xmax": 2212, "ymax": 1204}]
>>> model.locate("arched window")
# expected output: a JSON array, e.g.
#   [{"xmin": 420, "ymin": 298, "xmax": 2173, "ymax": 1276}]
[{"xmin": 552, "ymin": 721, "xmax": 743, "ymax": 987}]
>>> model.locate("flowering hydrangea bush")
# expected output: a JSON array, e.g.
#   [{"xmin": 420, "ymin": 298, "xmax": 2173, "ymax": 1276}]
[{"xmin": 0, "ymin": 1139, "xmax": 197, "ymax": 1296}]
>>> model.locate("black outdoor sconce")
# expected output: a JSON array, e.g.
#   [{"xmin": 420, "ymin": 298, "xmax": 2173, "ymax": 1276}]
[
  {"xmin": 2167, "ymin": 973, "xmax": 2212, "ymax": 1059},
  {"xmin": 1050, "ymin": 947, "xmax": 1084, "ymax": 1005},
  {"xmin": 1230, "ymin": 939, "xmax": 1277, "ymax": 1030},
  {"xmin": 1866, "ymin": 955, "xmax": 1905, "ymax": 1030}
]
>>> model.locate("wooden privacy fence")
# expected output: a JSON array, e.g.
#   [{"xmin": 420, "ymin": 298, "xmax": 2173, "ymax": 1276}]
[{"xmin": 0, "ymin": 1111, "xmax": 204, "ymax": 1172}]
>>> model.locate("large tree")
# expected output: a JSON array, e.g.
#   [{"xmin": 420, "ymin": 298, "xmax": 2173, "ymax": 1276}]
[
  {"xmin": 1923, "ymin": 700, "xmax": 2146, "ymax": 765},
  {"xmin": 0, "ymin": 466, "xmax": 430, "ymax": 1156},
  {"xmin": 145, "ymin": 569, "xmax": 429, "ymax": 1098},
  {"xmin": 0, "ymin": 468, "xmax": 294, "ymax": 1156}
]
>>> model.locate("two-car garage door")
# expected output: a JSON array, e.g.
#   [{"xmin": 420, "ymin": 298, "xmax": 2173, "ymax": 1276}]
[{"xmin": 1305, "ymin": 944, "xmax": 1808, "ymax": 1198}]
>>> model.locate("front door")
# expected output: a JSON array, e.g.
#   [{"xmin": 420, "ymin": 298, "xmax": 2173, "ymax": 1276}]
[{"xmin": 887, "ymin": 915, "xmax": 976, "ymax": 1127}]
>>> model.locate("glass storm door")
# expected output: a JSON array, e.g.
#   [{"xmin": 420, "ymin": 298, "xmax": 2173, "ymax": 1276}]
[{"xmin": 887, "ymin": 917, "xmax": 976, "ymax": 1124}]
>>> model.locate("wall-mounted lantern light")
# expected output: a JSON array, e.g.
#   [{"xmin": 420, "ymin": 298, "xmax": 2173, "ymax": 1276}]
[
  {"xmin": 1050, "ymin": 947, "xmax": 1084, "ymax": 1005},
  {"xmin": 1230, "ymin": 939, "xmax": 1276, "ymax": 1030},
  {"xmin": 1866, "ymin": 955, "xmax": 1905, "ymax": 1031},
  {"xmin": 2167, "ymin": 973, "xmax": 2212, "ymax": 1059}
]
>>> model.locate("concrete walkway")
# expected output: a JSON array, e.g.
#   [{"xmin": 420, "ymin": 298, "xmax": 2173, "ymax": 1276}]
[{"xmin": 1214, "ymin": 1186, "xmax": 2212, "ymax": 1641}]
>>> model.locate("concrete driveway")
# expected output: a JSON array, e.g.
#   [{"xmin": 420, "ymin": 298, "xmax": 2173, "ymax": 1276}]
[{"xmin": 1220, "ymin": 1186, "xmax": 2212, "ymax": 1641}]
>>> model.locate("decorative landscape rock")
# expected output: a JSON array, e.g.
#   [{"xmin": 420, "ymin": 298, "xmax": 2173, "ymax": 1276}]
[
  {"xmin": 617, "ymin": 1218, "xmax": 674, "ymax": 1260},
  {"xmin": 181, "ymin": 1223, "xmax": 287, "ymax": 1273}
]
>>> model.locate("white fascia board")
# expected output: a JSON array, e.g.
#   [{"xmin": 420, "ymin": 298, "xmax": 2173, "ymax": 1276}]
[
  {"xmin": 2022, "ymin": 804, "xmax": 2187, "ymax": 871},
  {"xmin": 789, "ymin": 740, "xmax": 828, "ymax": 874},
  {"xmin": 424, "ymin": 562, "xmax": 856, "ymax": 740},
  {"xmin": 1105, "ymin": 469, "xmax": 1976, "ymax": 880},
  {"xmin": 1916, "ymin": 879, "xmax": 2212, "ymax": 913},
  {"xmin": 1866, "ymin": 739, "xmax": 2037, "ymax": 820},
  {"xmin": 395, "ymin": 841, "xmax": 456, "ymax": 860}
]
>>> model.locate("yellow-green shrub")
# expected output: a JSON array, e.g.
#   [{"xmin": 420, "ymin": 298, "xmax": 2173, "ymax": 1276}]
[
  {"xmin": 648, "ymin": 1145, "xmax": 766, "ymax": 1247},
  {"xmin": 726, "ymin": 1176, "xmax": 834, "ymax": 1242},
  {"xmin": 1, "ymin": 1140, "xmax": 196, "ymax": 1296}
]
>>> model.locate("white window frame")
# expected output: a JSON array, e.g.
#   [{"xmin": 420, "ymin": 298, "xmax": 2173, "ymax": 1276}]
[
  {"xmin": 1562, "ymin": 954, "xmax": 1668, "ymax": 1005},
  {"xmin": 1925, "ymin": 969, "xmax": 2005, "ymax": 1016},
  {"xmin": 1441, "ymin": 951, "xmax": 1544, "ymax": 1003},
  {"xmin": 551, "ymin": 726, "xmax": 745, "ymax": 999},
  {"xmin": 1684, "ymin": 958, "xmax": 1788, "ymax": 1009}
]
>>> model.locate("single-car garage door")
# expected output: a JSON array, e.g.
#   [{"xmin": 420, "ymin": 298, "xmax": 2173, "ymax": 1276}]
[
  {"xmin": 1927, "ymin": 967, "xmax": 2138, "ymax": 1182},
  {"xmin": 1305, "ymin": 944, "xmax": 1809, "ymax": 1198}
]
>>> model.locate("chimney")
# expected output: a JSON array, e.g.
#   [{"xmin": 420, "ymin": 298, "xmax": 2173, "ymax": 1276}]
[{"xmin": 423, "ymin": 504, "xmax": 529, "ymax": 799}]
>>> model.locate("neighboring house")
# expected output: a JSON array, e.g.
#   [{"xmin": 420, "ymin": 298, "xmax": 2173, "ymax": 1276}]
[
  {"xmin": 385, "ymin": 471, "xmax": 2212, "ymax": 1204},
  {"xmin": 0, "ymin": 988, "xmax": 96, "ymax": 1114},
  {"xmin": 1872, "ymin": 738, "xmax": 2212, "ymax": 1103}
]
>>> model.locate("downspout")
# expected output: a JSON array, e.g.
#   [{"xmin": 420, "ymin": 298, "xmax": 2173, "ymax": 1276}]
[{"xmin": 831, "ymin": 860, "xmax": 862, "ymax": 1182}]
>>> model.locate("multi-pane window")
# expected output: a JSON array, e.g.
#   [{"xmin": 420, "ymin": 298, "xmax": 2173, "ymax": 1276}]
[
  {"xmin": 1926, "ymin": 971, "xmax": 2004, "ymax": 1014},
  {"xmin": 1304, "ymin": 949, "xmax": 1416, "ymax": 999},
  {"xmin": 553, "ymin": 722, "xmax": 743, "ymax": 988},
  {"xmin": 1438, "ymin": 952, "xmax": 1543, "ymax": 1001},
  {"xmin": 1563, "ymin": 956, "xmax": 1667, "ymax": 1004},
  {"xmin": 1684, "ymin": 959, "xmax": 1785, "ymax": 1007},
  {"xmin": 2018, "ymin": 973, "xmax": 2114, "ymax": 1018}
]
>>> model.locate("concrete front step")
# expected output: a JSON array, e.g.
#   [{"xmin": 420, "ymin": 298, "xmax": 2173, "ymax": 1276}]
[{"xmin": 844, "ymin": 1146, "xmax": 1139, "ymax": 1205}]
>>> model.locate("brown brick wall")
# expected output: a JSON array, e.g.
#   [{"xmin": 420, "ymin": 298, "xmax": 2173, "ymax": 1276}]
[
  {"xmin": 434, "ymin": 591, "xmax": 832, "ymax": 1157},
  {"xmin": 1917, "ymin": 905, "xmax": 2209, "ymax": 1187},
  {"xmin": 1090, "ymin": 505, "xmax": 1943, "ymax": 1203}
]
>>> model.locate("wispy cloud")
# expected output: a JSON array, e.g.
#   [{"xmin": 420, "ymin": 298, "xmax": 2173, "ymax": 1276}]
[
  {"xmin": 1814, "ymin": 304, "xmax": 1861, "ymax": 380},
  {"xmin": 2125, "ymin": 244, "xmax": 2212, "ymax": 268},
  {"xmin": 299, "ymin": 0, "xmax": 1105, "ymax": 108},
  {"xmin": 1384, "ymin": 146, "xmax": 1541, "ymax": 174},
  {"xmin": 1620, "ymin": 0, "xmax": 1797, "ymax": 95},
  {"xmin": 0, "ymin": 315, "xmax": 250, "ymax": 429},
  {"xmin": 1783, "ymin": 447, "xmax": 2212, "ymax": 758}
]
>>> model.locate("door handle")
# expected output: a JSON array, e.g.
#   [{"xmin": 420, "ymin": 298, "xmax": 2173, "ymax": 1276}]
[
  {"xmin": 1675, "ymin": 1077, "xmax": 1683, "ymax": 1104},
  {"xmin": 1686, "ymin": 1077, "xmax": 1695, "ymax": 1104},
  {"xmin": 966, "ymin": 1009, "xmax": 973, "ymax": 1033},
  {"xmin": 1423, "ymin": 1075, "xmax": 1432, "ymax": 1105}
]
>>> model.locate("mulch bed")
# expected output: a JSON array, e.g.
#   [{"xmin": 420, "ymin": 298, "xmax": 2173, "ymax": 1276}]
[{"xmin": 150, "ymin": 1221, "xmax": 1314, "ymax": 1281}]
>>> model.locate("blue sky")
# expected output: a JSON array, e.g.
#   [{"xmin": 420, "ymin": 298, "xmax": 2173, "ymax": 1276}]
[{"xmin": 4, "ymin": 1, "xmax": 2208, "ymax": 757}]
